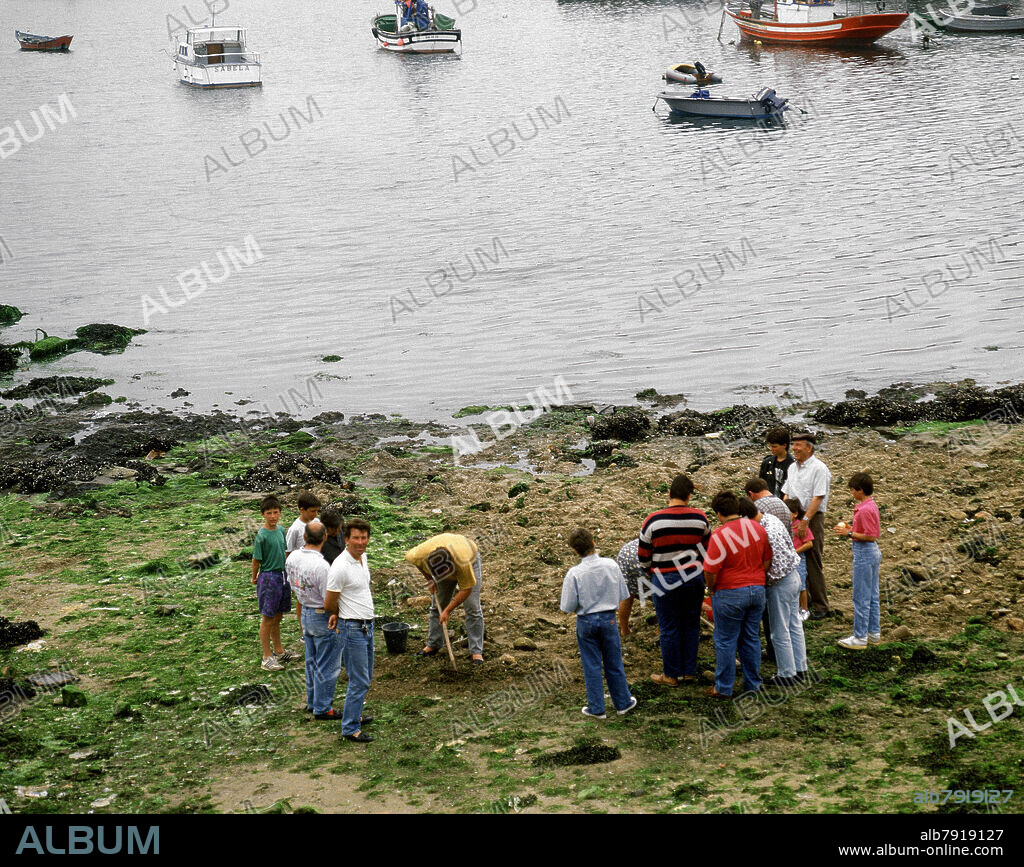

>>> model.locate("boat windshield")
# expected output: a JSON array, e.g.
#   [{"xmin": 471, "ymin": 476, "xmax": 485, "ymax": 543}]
[{"xmin": 188, "ymin": 28, "xmax": 245, "ymax": 45}]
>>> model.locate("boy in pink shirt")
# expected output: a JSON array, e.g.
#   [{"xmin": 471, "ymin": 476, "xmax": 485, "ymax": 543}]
[{"xmin": 833, "ymin": 473, "xmax": 882, "ymax": 650}]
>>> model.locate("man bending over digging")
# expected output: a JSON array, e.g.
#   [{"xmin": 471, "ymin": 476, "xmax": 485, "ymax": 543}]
[{"xmin": 405, "ymin": 533, "xmax": 486, "ymax": 664}]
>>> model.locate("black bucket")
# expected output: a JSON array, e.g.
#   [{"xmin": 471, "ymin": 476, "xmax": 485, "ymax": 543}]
[{"xmin": 382, "ymin": 621, "xmax": 410, "ymax": 654}]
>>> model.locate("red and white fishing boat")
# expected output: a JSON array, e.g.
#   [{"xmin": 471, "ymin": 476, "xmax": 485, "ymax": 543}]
[{"xmin": 723, "ymin": 0, "xmax": 908, "ymax": 45}]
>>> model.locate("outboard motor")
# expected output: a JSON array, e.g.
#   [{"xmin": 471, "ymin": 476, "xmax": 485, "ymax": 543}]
[{"xmin": 755, "ymin": 87, "xmax": 789, "ymax": 113}]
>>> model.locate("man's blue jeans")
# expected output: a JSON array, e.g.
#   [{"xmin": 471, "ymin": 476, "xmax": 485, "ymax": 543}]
[
  {"xmin": 576, "ymin": 611, "xmax": 632, "ymax": 715},
  {"xmin": 765, "ymin": 570, "xmax": 806, "ymax": 678},
  {"xmin": 301, "ymin": 609, "xmax": 342, "ymax": 715},
  {"xmin": 851, "ymin": 541, "xmax": 882, "ymax": 638},
  {"xmin": 340, "ymin": 620, "xmax": 374, "ymax": 736},
  {"xmin": 711, "ymin": 585, "xmax": 765, "ymax": 696},
  {"xmin": 651, "ymin": 577, "xmax": 705, "ymax": 678}
]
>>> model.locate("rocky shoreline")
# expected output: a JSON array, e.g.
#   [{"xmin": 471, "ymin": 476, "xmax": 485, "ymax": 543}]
[{"xmin": 1, "ymin": 376, "xmax": 1021, "ymax": 498}]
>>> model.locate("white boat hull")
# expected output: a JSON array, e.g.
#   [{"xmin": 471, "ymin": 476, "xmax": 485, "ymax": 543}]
[
  {"xmin": 657, "ymin": 92, "xmax": 787, "ymax": 119},
  {"xmin": 373, "ymin": 29, "xmax": 461, "ymax": 53},
  {"xmin": 176, "ymin": 60, "xmax": 262, "ymax": 88}
]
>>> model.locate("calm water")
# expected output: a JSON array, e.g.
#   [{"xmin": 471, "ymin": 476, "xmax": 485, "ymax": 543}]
[{"xmin": 1, "ymin": 0, "xmax": 1022, "ymax": 419}]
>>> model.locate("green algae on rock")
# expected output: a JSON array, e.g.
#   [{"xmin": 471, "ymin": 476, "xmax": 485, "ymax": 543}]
[
  {"xmin": 1, "ymin": 376, "xmax": 114, "ymax": 401},
  {"xmin": 28, "ymin": 335, "xmax": 75, "ymax": 360},
  {"xmin": 74, "ymin": 324, "xmax": 146, "ymax": 354},
  {"xmin": 0, "ymin": 305, "xmax": 23, "ymax": 327}
]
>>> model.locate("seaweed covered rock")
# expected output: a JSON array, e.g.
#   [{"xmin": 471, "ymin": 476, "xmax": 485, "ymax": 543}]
[
  {"xmin": 74, "ymin": 324, "xmax": 146, "ymax": 354},
  {"xmin": 814, "ymin": 397, "xmax": 927, "ymax": 428},
  {"xmin": 658, "ymin": 404, "xmax": 783, "ymax": 440},
  {"xmin": 0, "ymin": 455, "xmax": 101, "ymax": 494},
  {"xmin": 588, "ymin": 408, "xmax": 651, "ymax": 442},
  {"xmin": 1, "ymin": 376, "xmax": 114, "ymax": 401},
  {"xmin": 0, "ymin": 305, "xmax": 24, "ymax": 326},
  {"xmin": 814, "ymin": 382, "xmax": 1024, "ymax": 428},
  {"xmin": 212, "ymin": 449, "xmax": 345, "ymax": 491},
  {"xmin": 0, "ymin": 616, "xmax": 45, "ymax": 649},
  {"xmin": 29, "ymin": 335, "xmax": 75, "ymax": 360},
  {"xmin": 0, "ymin": 345, "xmax": 19, "ymax": 372}
]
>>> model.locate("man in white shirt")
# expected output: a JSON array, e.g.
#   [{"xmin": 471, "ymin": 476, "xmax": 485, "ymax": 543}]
[
  {"xmin": 285, "ymin": 521, "xmax": 341, "ymax": 720},
  {"xmin": 325, "ymin": 518, "xmax": 375, "ymax": 743},
  {"xmin": 782, "ymin": 433, "xmax": 832, "ymax": 619}
]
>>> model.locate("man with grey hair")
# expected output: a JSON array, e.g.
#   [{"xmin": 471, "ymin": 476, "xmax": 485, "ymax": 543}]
[
  {"xmin": 286, "ymin": 521, "xmax": 343, "ymax": 719},
  {"xmin": 782, "ymin": 433, "xmax": 832, "ymax": 619}
]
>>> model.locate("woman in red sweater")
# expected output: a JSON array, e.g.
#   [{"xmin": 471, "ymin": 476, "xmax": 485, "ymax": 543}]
[{"xmin": 702, "ymin": 492, "xmax": 773, "ymax": 698}]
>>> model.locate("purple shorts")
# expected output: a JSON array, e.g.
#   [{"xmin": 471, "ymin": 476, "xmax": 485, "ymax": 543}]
[{"xmin": 257, "ymin": 571, "xmax": 291, "ymax": 617}]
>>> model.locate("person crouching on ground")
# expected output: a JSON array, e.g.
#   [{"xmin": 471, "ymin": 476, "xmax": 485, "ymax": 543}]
[
  {"xmin": 702, "ymin": 492, "xmax": 772, "ymax": 699},
  {"xmin": 834, "ymin": 472, "xmax": 883, "ymax": 650},
  {"xmin": 405, "ymin": 533, "xmax": 486, "ymax": 664},
  {"xmin": 559, "ymin": 528, "xmax": 636, "ymax": 719},
  {"xmin": 251, "ymin": 495, "xmax": 290, "ymax": 671},
  {"xmin": 325, "ymin": 518, "xmax": 376, "ymax": 743},
  {"xmin": 286, "ymin": 520, "xmax": 344, "ymax": 720}
]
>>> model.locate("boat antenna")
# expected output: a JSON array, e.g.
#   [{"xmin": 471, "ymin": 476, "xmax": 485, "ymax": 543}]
[{"xmin": 211, "ymin": 10, "xmax": 217, "ymax": 26}]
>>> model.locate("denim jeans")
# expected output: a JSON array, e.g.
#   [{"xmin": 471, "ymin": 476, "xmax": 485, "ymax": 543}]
[
  {"xmin": 576, "ymin": 611, "xmax": 632, "ymax": 715},
  {"xmin": 340, "ymin": 620, "xmax": 375, "ymax": 735},
  {"xmin": 711, "ymin": 585, "xmax": 765, "ymax": 696},
  {"xmin": 428, "ymin": 554, "xmax": 484, "ymax": 655},
  {"xmin": 765, "ymin": 570, "xmax": 806, "ymax": 678},
  {"xmin": 796, "ymin": 552, "xmax": 807, "ymax": 592},
  {"xmin": 851, "ymin": 541, "xmax": 882, "ymax": 638},
  {"xmin": 651, "ymin": 578, "xmax": 705, "ymax": 678},
  {"xmin": 301, "ymin": 609, "xmax": 343, "ymax": 715}
]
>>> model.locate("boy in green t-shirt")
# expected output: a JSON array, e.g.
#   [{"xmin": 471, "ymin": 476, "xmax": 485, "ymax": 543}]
[{"xmin": 251, "ymin": 495, "xmax": 290, "ymax": 671}]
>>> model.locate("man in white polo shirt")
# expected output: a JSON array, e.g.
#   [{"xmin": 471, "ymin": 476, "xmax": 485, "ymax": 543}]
[
  {"xmin": 285, "ymin": 521, "xmax": 342, "ymax": 720},
  {"xmin": 782, "ymin": 432, "xmax": 832, "ymax": 619},
  {"xmin": 325, "ymin": 518, "xmax": 376, "ymax": 743}
]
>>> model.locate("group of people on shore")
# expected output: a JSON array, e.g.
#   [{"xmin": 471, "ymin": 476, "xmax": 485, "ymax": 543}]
[
  {"xmin": 559, "ymin": 429, "xmax": 884, "ymax": 714},
  {"xmin": 250, "ymin": 491, "xmax": 487, "ymax": 742},
  {"xmin": 247, "ymin": 427, "xmax": 884, "ymax": 732}
]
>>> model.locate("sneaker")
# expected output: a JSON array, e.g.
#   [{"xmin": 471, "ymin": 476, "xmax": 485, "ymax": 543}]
[
  {"xmin": 838, "ymin": 635, "xmax": 868, "ymax": 650},
  {"xmin": 261, "ymin": 656, "xmax": 284, "ymax": 671},
  {"xmin": 581, "ymin": 706, "xmax": 607, "ymax": 719},
  {"xmin": 616, "ymin": 696, "xmax": 638, "ymax": 716},
  {"xmin": 809, "ymin": 610, "xmax": 829, "ymax": 621},
  {"xmin": 313, "ymin": 709, "xmax": 342, "ymax": 721},
  {"xmin": 867, "ymin": 633, "xmax": 882, "ymax": 645},
  {"xmin": 276, "ymin": 649, "xmax": 297, "ymax": 663},
  {"xmin": 799, "ymin": 609, "xmax": 811, "ymax": 622}
]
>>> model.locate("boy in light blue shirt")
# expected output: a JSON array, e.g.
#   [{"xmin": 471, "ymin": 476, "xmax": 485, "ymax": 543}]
[{"xmin": 560, "ymin": 528, "xmax": 637, "ymax": 719}]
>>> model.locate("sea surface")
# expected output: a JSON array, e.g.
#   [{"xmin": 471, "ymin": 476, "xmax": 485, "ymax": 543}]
[{"xmin": 1, "ymin": 0, "xmax": 1022, "ymax": 420}]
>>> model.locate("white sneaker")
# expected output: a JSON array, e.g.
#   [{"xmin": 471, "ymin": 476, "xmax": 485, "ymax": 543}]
[
  {"xmin": 261, "ymin": 656, "xmax": 284, "ymax": 671},
  {"xmin": 581, "ymin": 706, "xmax": 607, "ymax": 719},
  {"xmin": 867, "ymin": 633, "xmax": 882, "ymax": 645},
  {"xmin": 616, "ymin": 696, "xmax": 638, "ymax": 716},
  {"xmin": 838, "ymin": 635, "xmax": 868, "ymax": 650},
  {"xmin": 276, "ymin": 649, "xmax": 297, "ymax": 662},
  {"xmin": 799, "ymin": 609, "xmax": 811, "ymax": 622}
]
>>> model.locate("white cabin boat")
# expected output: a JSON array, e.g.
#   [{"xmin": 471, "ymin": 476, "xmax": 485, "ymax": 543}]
[{"xmin": 174, "ymin": 25, "xmax": 262, "ymax": 88}]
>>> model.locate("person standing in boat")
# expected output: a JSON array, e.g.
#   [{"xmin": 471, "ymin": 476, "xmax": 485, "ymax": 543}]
[{"xmin": 400, "ymin": 0, "xmax": 431, "ymax": 30}]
